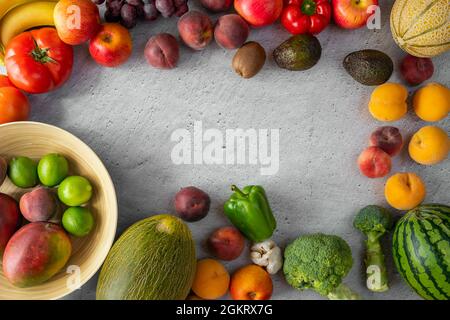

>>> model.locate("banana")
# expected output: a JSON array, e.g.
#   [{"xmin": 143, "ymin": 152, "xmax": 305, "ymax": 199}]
[
  {"xmin": 0, "ymin": 0, "xmax": 57, "ymax": 20},
  {"xmin": 0, "ymin": 1, "xmax": 57, "ymax": 64}
]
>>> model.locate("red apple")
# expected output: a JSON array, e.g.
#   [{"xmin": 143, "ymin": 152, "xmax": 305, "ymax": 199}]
[
  {"xmin": 332, "ymin": 0, "xmax": 378, "ymax": 29},
  {"xmin": 54, "ymin": 0, "xmax": 101, "ymax": 45},
  {"xmin": 234, "ymin": 0, "xmax": 283, "ymax": 27},
  {"xmin": 89, "ymin": 23, "xmax": 132, "ymax": 67}
]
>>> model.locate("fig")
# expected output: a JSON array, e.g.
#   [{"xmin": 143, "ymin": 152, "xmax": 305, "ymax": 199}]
[
  {"xmin": 174, "ymin": 186, "xmax": 210, "ymax": 222},
  {"xmin": 232, "ymin": 42, "xmax": 266, "ymax": 79}
]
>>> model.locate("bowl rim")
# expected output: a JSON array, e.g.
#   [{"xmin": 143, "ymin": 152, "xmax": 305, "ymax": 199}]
[{"xmin": 0, "ymin": 121, "xmax": 118, "ymax": 300}]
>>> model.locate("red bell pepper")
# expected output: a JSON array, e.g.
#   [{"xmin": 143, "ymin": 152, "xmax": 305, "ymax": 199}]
[{"xmin": 281, "ymin": 0, "xmax": 331, "ymax": 35}]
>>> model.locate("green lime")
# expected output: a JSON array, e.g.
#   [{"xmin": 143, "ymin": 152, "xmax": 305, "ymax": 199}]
[
  {"xmin": 58, "ymin": 176, "xmax": 93, "ymax": 206},
  {"xmin": 38, "ymin": 153, "xmax": 69, "ymax": 187},
  {"xmin": 62, "ymin": 207, "xmax": 95, "ymax": 237},
  {"xmin": 8, "ymin": 156, "xmax": 38, "ymax": 188}
]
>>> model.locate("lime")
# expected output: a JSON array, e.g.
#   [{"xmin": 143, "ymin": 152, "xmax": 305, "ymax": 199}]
[
  {"xmin": 58, "ymin": 176, "xmax": 93, "ymax": 206},
  {"xmin": 38, "ymin": 153, "xmax": 69, "ymax": 187},
  {"xmin": 62, "ymin": 207, "xmax": 95, "ymax": 237},
  {"xmin": 8, "ymin": 156, "xmax": 38, "ymax": 188}
]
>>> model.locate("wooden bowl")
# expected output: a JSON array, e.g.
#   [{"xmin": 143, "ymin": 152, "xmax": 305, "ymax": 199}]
[{"xmin": 0, "ymin": 122, "xmax": 117, "ymax": 300}]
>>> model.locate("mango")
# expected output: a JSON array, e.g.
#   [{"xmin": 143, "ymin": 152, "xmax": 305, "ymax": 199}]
[
  {"xmin": 3, "ymin": 222, "xmax": 72, "ymax": 287},
  {"xmin": 0, "ymin": 193, "xmax": 20, "ymax": 256}
]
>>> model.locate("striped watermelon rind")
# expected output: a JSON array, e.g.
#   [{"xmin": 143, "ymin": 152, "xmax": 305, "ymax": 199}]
[{"xmin": 393, "ymin": 204, "xmax": 450, "ymax": 300}]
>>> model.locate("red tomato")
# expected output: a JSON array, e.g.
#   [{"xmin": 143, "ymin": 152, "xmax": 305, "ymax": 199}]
[
  {"xmin": 0, "ymin": 75, "xmax": 14, "ymax": 88},
  {"xmin": 4, "ymin": 28, "xmax": 74, "ymax": 94},
  {"xmin": 0, "ymin": 87, "xmax": 30, "ymax": 124}
]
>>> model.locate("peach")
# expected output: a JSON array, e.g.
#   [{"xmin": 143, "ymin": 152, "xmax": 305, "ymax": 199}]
[
  {"xmin": 409, "ymin": 126, "xmax": 449, "ymax": 165},
  {"xmin": 178, "ymin": 11, "xmax": 214, "ymax": 51},
  {"xmin": 230, "ymin": 264, "xmax": 272, "ymax": 300},
  {"xmin": 369, "ymin": 126, "xmax": 403, "ymax": 156},
  {"xmin": 413, "ymin": 83, "xmax": 449, "ymax": 122},
  {"xmin": 207, "ymin": 226, "xmax": 245, "ymax": 261},
  {"xmin": 214, "ymin": 14, "xmax": 249, "ymax": 50},
  {"xmin": 20, "ymin": 187, "xmax": 57, "ymax": 223},
  {"xmin": 192, "ymin": 259, "xmax": 230, "ymax": 299},
  {"xmin": 368, "ymin": 83, "xmax": 408, "ymax": 122},
  {"xmin": 54, "ymin": 0, "xmax": 101, "ymax": 45},
  {"xmin": 144, "ymin": 33, "xmax": 180, "ymax": 69},
  {"xmin": 357, "ymin": 146, "xmax": 392, "ymax": 178},
  {"xmin": 385, "ymin": 173, "xmax": 426, "ymax": 210},
  {"xmin": 200, "ymin": 0, "xmax": 232, "ymax": 12}
]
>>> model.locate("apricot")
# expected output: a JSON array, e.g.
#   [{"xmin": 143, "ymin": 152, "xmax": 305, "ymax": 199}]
[
  {"xmin": 409, "ymin": 126, "xmax": 449, "ymax": 165},
  {"xmin": 385, "ymin": 173, "xmax": 426, "ymax": 210},
  {"xmin": 368, "ymin": 83, "xmax": 408, "ymax": 122},
  {"xmin": 214, "ymin": 14, "xmax": 249, "ymax": 50},
  {"xmin": 192, "ymin": 259, "xmax": 230, "ymax": 299},
  {"xmin": 413, "ymin": 83, "xmax": 449, "ymax": 122},
  {"xmin": 178, "ymin": 11, "xmax": 213, "ymax": 50},
  {"xmin": 357, "ymin": 146, "xmax": 392, "ymax": 178},
  {"xmin": 230, "ymin": 264, "xmax": 272, "ymax": 300},
  {"xmin": 369, "ymin": 126, "xmax": 403, "ymax": 156}
]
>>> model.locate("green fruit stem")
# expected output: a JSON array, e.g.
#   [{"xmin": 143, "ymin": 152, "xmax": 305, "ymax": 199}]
[
  {"xmin": 301, "ymin": 0, "xmax": 317, "ymax": 16},
  {"xmin": 327, "ymin": 283, "xmax": 361, "ymax": 300},
  {"xmin": 365, "ymin": 232, "xmax": 389, "ymax": 292}
]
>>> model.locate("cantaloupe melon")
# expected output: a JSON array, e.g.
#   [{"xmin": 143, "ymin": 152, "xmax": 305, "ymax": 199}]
[
  {"xmin": 390, "ymin": 0, "xmax": 450, "ymax": 57},
  {"xmin": 96, "ymin": 214, "xmax": 196, "ymax": 300}
]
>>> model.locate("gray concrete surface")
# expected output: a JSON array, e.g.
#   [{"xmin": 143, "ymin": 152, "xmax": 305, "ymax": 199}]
[{"xmin": 8, "ymin": 1, "xmax": 450, "ymax": 300}]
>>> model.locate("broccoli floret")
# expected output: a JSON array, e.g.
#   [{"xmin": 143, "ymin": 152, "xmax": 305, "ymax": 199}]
[
  {"xmin": 353, "ymin": 205, "xmax": 393, "ymax": 292},
  {"xmin": 283, "ymin": 233, "xmax": 360, "ymax": 300}
]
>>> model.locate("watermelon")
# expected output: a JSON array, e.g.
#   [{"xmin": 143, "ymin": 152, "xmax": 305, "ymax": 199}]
[
  {"xmin": 392, "ymin": 204, "xmax": 450, "ymax": 300},
  {"xmin": 96, "ymin": 214, "xmax": 196, "ymax": 300}
]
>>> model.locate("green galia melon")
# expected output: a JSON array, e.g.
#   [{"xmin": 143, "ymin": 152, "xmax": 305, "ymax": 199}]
[
  {"xmin": 96, "ymin": 214, "xmax": 196, "ymax": 300},
  {"xmin": 390, "ymin": 0, "xmax": 450, "ymax": 57}
]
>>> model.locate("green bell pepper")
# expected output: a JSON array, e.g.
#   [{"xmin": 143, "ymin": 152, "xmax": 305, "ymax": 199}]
[{"xmin": 223, "ymin": 185, "xmax": 276, "ymax": 242}]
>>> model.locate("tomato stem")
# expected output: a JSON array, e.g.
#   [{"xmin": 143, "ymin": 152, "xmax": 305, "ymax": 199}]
[{"xmin": 31, "ymin": 38, "xmax": 56, "ymax": 64}]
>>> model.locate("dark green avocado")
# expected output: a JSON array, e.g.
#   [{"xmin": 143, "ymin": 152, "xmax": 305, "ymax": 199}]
[
  {"xmin": 273, "ymin": 34, "xmax": 322, "ymax": 71},
  {"xmin": 343, "ymin": 50, "xmax": 393, "ymax": 86}
]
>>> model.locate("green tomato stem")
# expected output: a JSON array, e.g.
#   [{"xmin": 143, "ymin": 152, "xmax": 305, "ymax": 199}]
[
  {"xmin": 365, "ymin": 232, "xmax": 389, "ymax": 292},
  {"xmin": 327, "ymin": 283, "xmax": 361, "ymax": 300}
]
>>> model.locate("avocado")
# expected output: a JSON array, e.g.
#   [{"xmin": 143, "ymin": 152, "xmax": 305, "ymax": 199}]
[
  {"xmin": 343, "ymin": 50, "xmax": 393, "ymax": 86},
  {"xmin": 273, "ymin": 34, "xmax": 322, "ymax": 71}
]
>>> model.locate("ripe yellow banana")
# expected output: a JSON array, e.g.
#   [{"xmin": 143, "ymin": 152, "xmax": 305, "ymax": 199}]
[
  {"xmin": 0, "ymin": 1, "xmax": 57, "ymax": 64},
  {"xmin": 0, "ymin": 0, "xmax": 57, "ymax": 20}
]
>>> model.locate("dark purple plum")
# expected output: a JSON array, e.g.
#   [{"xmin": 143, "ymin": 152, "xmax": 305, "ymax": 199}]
[{"xmin": 174, "ymin": 186, "xmax": 210, "ymax": 222}]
